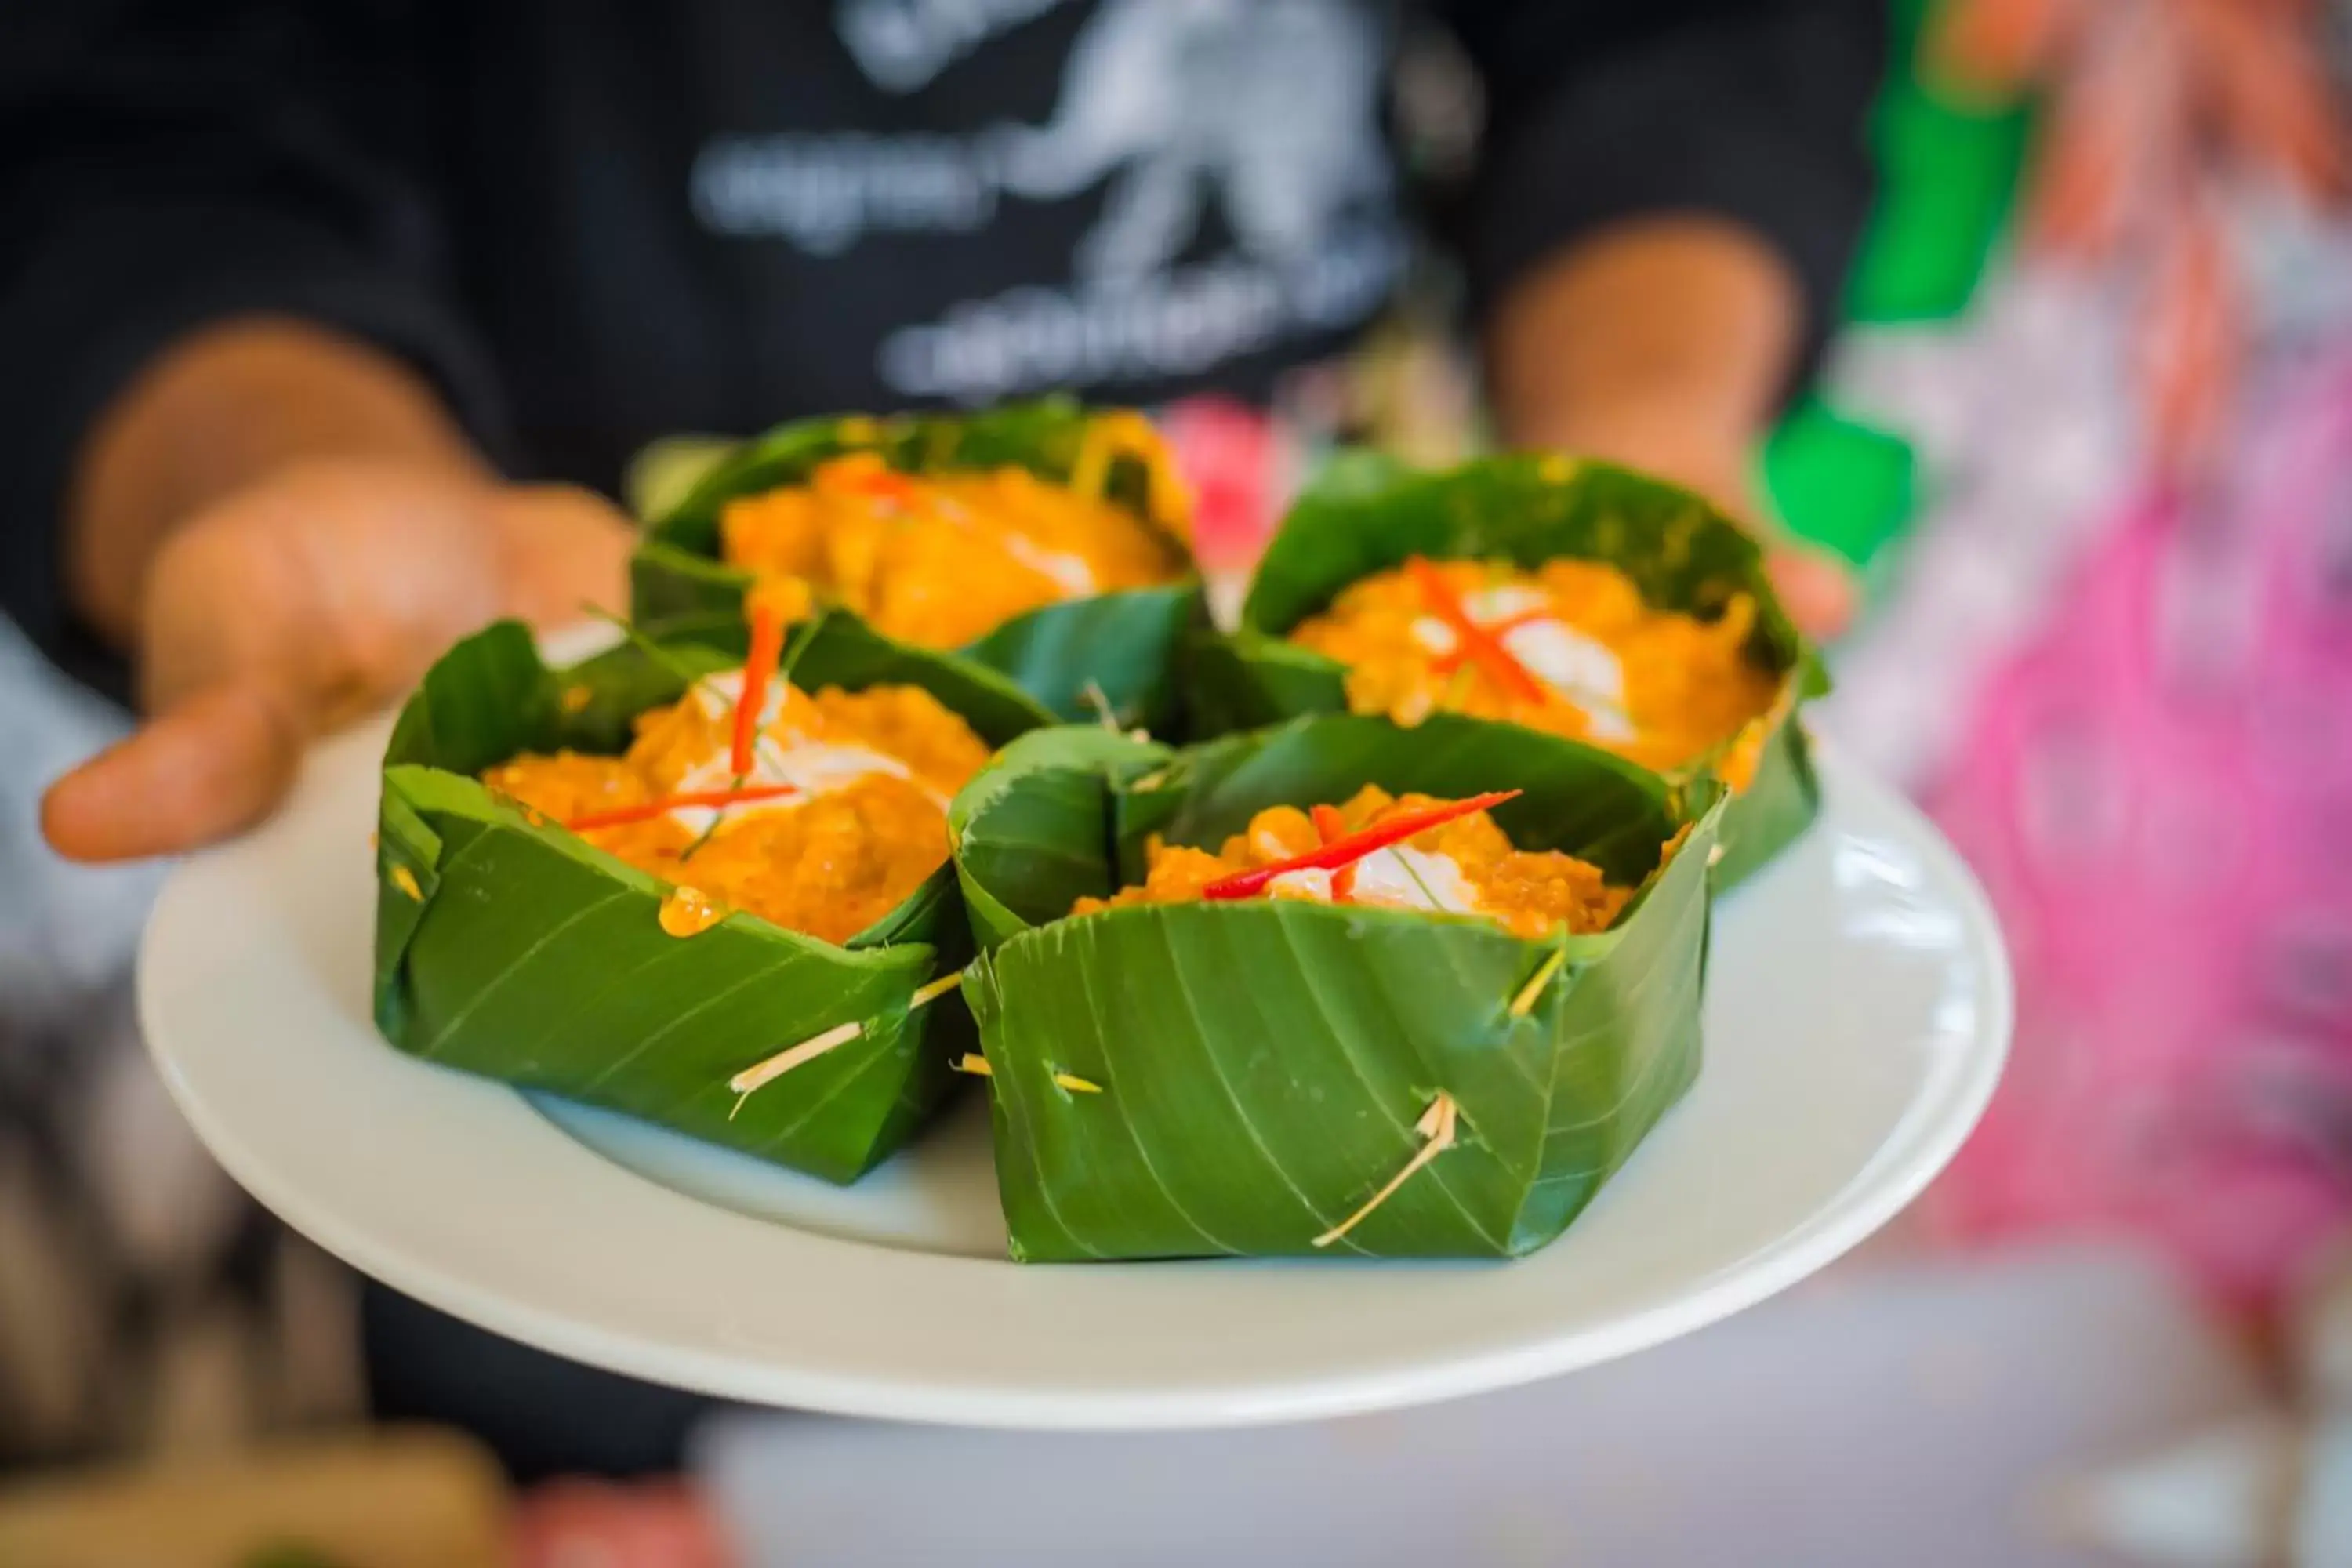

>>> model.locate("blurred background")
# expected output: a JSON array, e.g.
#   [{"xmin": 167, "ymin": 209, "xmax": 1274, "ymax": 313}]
[{"xmin": 7, "ymin": 0, "xmax": 2352, "ymax": 1563}]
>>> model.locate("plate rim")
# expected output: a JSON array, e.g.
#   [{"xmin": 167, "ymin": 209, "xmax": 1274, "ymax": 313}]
[{"xmin": 139, "ymin": 738, "xmax": 2011, "ymax": 1432}]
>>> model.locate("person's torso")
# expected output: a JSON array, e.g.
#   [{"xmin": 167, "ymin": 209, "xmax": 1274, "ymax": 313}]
[{"xmin": 423, "ymin": 0, "xmax": 1414, "ymax": 490}]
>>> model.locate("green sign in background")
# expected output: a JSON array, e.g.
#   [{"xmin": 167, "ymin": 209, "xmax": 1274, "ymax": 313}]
[{"xmin": 1763, "ymin": 0, "xmax": 2031, "ymax": 572}]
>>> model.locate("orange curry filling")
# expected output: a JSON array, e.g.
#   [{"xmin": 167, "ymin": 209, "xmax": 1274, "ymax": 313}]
[
  {"xmin": 485, "ymin": 667, "xmax": 990, "ymax": 946},
  {"xmin": 1072, "ymin": 786, "xmax": 1632, "ymax": 940},
  {"xmin": 718, "ymin": 419, "xmax": 1187, "ymax": 649},
  {"xmin": 1287, "ymin": 557, "xmax": 1780, "ymax": 777}
]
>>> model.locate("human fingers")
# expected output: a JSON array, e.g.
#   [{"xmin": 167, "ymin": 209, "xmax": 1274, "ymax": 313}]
[
  {"xmin": 40, "ymin": 673, "xmax": 310, "ymax": 862},
  {"xmin": 1764, "ymin": 540, "xmax": 1859, "ymax": 641},
  {"xmin": 492, "ymin": 483, "xmax": 638, "ymax": 627}
]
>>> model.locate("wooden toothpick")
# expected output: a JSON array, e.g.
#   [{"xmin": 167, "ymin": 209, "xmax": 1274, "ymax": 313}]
[
  {"xmin": 1508, "ymin": 950, "xmax": 1567, "ymax": 1018},
  {"xmin": 726, "ymin": 972, "xmax": 963, "ymax": 1118},
  {"xmin": 1312, "ymin": 1092, "xmax": 1460, "ymax": 1248}
]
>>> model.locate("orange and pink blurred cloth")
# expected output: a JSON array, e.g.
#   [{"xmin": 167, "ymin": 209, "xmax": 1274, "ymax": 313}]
[{"xmin": 1921, "ymin": 350, "xmax": 2352, "ymax": 1309}]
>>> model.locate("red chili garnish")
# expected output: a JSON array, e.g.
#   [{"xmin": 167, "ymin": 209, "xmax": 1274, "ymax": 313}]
[
  {"xmin": 564, "ymin": 782, "xmax": 801, "ymax": 833},
  {"xmin": 1203, "ymin": 790, "xmax": 1522, "ymax": 902},
  {"xmin": 839, "ymin": 464, "xmax": 921, "ymax": 503},
  {"xmin": 1407, "ymin": 557, "xmax": 1549, "ymax": 706},
  {"xmin": 730, "ymin": 605, "xmax": 787, "ymax": 777},
  {"xmin": 1311, "ymin": 803, "xmax": 1356, "ymax": 902},
  {"xmin": 1432, "ymin": 609, "xmax": 1553, "ymax": 678}
]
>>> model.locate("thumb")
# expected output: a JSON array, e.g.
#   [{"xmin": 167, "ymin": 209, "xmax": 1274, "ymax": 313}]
[
  {"xmin": 1764, "ymin": 541, "xmax": 1859, "ymax": 641},
  {"xmin": 1725, "ymin": 466, "xmax": 1857, "ymax": 642},
  {"xmin": 41, "ymin": 674, "xmax": 310, "ymax": 862}
]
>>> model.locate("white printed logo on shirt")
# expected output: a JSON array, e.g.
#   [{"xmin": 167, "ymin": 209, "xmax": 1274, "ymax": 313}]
[
  {"xmin": 991, "ymin": 0, "xmax": 1391, "ymax": 281},
  {"xmin": 836, "ymin": 0, "xmax": 1070, "ymax": 94},
  {"xmin": 690, "ymin": 0, "xmax": 1403, "ymax": 402}
]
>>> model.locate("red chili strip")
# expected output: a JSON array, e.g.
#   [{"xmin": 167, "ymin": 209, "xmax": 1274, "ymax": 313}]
[
  {"xmin": 1311, "ymin": 804, "xmax": 1356, "ymax": 903},
  {"xmin": 1432, "ymin": 609, "xmax": 1552, "ymax": 678},
  {"xmin": 837, "ymin": 463, "xmax": 921, "ymax": 503},
  {"xmin": 1203, "ymin": 790, "xmax": 1522, "ymax": 902},
  {"xmin": 564, "ymin": 782, "xmax": 801, "ymax": 833},
  {"xmin": 1406, "ymin": 557, "xmax": 1549, "ymax": 705},
  {"xmin": 731, "ymin": 604, "xmax": 788, "ymax": 777}
]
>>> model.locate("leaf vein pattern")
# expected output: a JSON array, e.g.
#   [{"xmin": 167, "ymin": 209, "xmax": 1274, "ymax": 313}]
[
  {"xmin": 1274, "ymin": 914, "xmax": 1501, "ymax": 1250},
  {"xmin": 1084, "ymin": 928, "xmax": 1239, "ymax": 1254},
  {"xmin": 416, "ymin": 887, "xmax": 633, "ymax": 1060}
]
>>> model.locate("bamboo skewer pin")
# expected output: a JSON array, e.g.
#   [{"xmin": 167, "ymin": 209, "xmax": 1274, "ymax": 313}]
[
  {"xmin": 1080, "ymin": 680, "xmax": 1121, "ymax": 731},
  {"xmin": 728, "ymin": 972, "xmax": 964, "ymax": 1118},
  {"xmin": 1312, "ymin": 1092, "xmax": 1460, "ymax": 1249},
  {"xmin": 1508, "ymin": 949, "xmax": 1567, "ymax": 1018},
  {"xmin": 1304, "ymin": 957, "xmax": 1552, "ymax": 1247},
  {"xmin": 949, "ymin": 1054, "xmax": 1099, "ymax": 1094},
  {"xmin": 1308, "ymin": 934, "xmax": 1547, "ymax": 1247},
  {"xmin": 1080, "ymin": 677, "xmax": 1151, "ymax": 742}
]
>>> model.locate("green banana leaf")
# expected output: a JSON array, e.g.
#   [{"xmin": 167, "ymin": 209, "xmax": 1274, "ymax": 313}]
[
  {"xmin": 1188, "ymin": 450, "xmax": 1823, "ymax": 887},
  {"xmin": 948, "ymin": 714, "xmax": 1726, "ymax": 1261},
  {"xmin": 374, "ymin": 608, "xmax": 1056, "ymax": 1183},
  {"xmin": 630, "ymin": 397, "xmax": 1204, "ymax": 731}
]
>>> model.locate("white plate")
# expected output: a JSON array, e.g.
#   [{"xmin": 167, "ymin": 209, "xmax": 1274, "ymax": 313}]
[{"xmin": 140, "ymin": 671, "xmax": 2010, "ymax": 1431}]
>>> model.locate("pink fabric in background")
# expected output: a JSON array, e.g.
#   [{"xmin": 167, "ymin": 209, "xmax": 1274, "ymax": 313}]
[
  {"xmin": 1160, "ymin": 393, "xmax": 1297, "ymax": 578},
  {"xmin": 1922, "ymin": 350, "xmax": 2352, "ymax": 1310},
  {"xmin": 513, "ymin": 1479, "xmax": 736, "ymax": 1568}
]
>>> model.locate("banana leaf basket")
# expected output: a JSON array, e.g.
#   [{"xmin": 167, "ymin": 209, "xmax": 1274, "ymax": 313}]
[
  {"xmin": 1186, "ymin": 451, "xmax": 1823, "ymax": 887},
  {"xmin": 372, "ymin": 608, "xmax": 1055, "ymax": 1183},
  {"xmin": 630, "ymin": 397, "xmax": 1203, "ymax": 731},
  {"xmin": 948, "ymin": 714, "xmax": 1726, "ymax": 1261}
]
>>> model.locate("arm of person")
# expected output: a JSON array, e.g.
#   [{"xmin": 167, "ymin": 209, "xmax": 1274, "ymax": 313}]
[
  {"xmin": 5, "ymin": 9, "xmax": 630, "ymax": 862},
  {"xmin": 1485, "ymin": 216, "xmax": 1798, "ymax": 512},
  {"xmin": 1439, "ymin": 0, "xmax": 1888, "ymax": 632}
]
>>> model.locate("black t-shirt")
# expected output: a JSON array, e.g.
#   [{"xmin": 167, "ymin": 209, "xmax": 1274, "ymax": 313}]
[{"xmin": 0, "ymin": 0, "xmax": 1882, "ymax": 660}]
